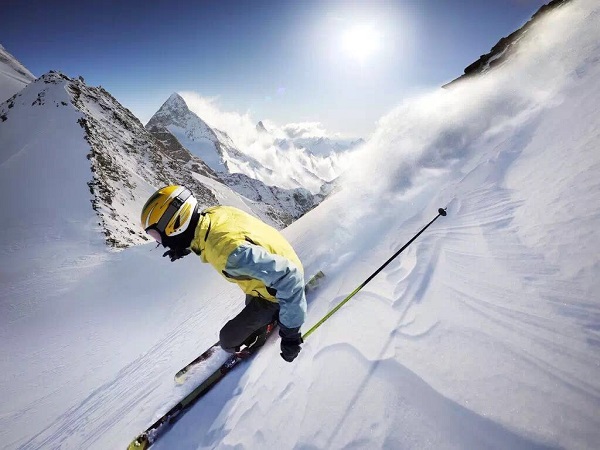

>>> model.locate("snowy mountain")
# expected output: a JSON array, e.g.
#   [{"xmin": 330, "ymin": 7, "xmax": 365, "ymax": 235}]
[
  {"xmin": 0, "ymin": 44, "xmax": 35, "ymax": 102},
  {"xmin": 2, "ymin": 0, "xmax": 600, "ymax": 449},
  {"xmin": 0, "ymin": 72, "xmax": 317, "ymax": 250},
  {"xmin": 256, "ymin": 120, "xmax": 268, "ymax": 133},
  {"xmin": 146, "ymin": 93, "xmax": 240, "ymax": 173},
  {"xmin": 147, "ymin": 93, "xmax": 361, "ymax": 194},
  {"xmin": 146, "ymin": 95, "xmax": 318, "ymax": 222}
]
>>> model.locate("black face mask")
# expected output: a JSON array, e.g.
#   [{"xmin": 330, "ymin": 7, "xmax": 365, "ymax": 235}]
[{"xmin": 162, "ymin": 207, "xmax": 200, "ymax": 250}]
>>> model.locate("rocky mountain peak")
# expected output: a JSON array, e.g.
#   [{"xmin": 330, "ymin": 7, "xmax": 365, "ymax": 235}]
[
  {"xmin": 256, "ymin": 120, "xmax": 268, "ymax": 133},
  {"xmin": 146, "ymin": 92, "xmax": 209, "ymax": 131},
  {"xmin": 69, "ymin": 79, "xmax": 320, "ymax": 245},
  {"xmin": 161, "ymin": 92, "xmax": 189, "ymax": 115}
]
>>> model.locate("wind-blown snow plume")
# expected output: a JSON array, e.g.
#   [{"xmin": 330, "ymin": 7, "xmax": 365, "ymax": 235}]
[
  {"xmin": 179, "ymin": 92, "xmax": 339, "ymax": 145},
  {"xmin": 178, "ymin": 92, "xmax": 259, "ymax": 149},
  {"xmin": 177, "ymin": 91, "xmax": 361, "ymax": 194},
  {"xmin": 314, "ymin": 0, "xmax": 600, "ymax": 272},
  {"xmin": 279, "ymin": 121, "xmax": 329, "ymax": 139}
]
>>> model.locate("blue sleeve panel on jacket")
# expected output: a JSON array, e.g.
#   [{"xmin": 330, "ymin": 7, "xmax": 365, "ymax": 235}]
[{"xmin": 225, "ymin": 244, "xmax": 307, "ymax": 329}]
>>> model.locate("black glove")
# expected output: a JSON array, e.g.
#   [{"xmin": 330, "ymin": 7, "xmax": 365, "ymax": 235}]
[
  {"xmin": 162, "ymin": 247, "xmax": 191, "ymax": 262},
  {"xmin": 279, "ymin": 325, "xmax": 303, "ymax": 362}
]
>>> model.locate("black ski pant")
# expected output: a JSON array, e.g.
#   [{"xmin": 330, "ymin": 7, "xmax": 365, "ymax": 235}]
[{"xmin": 219, "ymin": 295, "xmax": 279, "ymax": 352}]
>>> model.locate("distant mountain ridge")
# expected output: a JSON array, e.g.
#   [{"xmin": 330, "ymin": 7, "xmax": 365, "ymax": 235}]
[
  {"xmin": 145, "ymin": 94, "xmax": 320, "ymax": 225},
  {"xmin": 146, "ymin": 94, "xmax": 295, "ymax": 192},
  {"xmin": 147, "ymin": 93, "xmax": 363, "ymax": 195},
  {"xmin": 0, "ymin": 44, "xmax": 35, "ymax": 102}
]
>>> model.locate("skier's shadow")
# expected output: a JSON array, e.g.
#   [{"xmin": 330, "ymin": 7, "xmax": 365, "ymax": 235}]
[
  {"xmin": 153, "ymin": 362, "xmax": 251, "ymax": 449},
  {"xmin": 322, "ymin": 346, "xmax": 563, "ymax": 450}
]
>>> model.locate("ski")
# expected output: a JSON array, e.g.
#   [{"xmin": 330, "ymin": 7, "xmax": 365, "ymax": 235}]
[
  {"xmin": 174, "ymin": 341, "xmax": 219, "ymax": 384},
  {"xmin": 127, "ymin": 325, "xmax": 277, "ymax": 450},
  {"xmin": 305, "ymin": 270, "xmax": 325, "ymax": 293},
  {"xmin": 127, "ymin": 270, "xmax": 325, "ymax": 450}
]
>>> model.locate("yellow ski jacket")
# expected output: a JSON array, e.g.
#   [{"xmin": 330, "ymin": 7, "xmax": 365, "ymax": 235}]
[{"xmin": 190, "ymin": 206, "xmax": 306, "ymax": 329}]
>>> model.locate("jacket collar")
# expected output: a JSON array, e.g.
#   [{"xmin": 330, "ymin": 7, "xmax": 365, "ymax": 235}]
[{"xmin": 191, "ymin": 210, "xmax": 211, "ymax": 262}]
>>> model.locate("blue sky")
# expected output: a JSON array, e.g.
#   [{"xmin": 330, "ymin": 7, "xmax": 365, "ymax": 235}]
[{"xmin": 4, "ymin": 0, "xmax": 548, "ymax": 137}]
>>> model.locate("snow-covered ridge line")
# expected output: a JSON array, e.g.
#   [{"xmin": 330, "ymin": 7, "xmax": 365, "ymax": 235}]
[
  {"xmin": 146, "ymin": 93, "xmax": 335, "ymax": 222},
  {"xmin": 443, "ymin": 0, "xmax": 572, "ymax": 87},
  {"xmin": 0, "ymin": 44, "xmax": 34, "ymax": 80},
  {"xmin": 0, "ymin": 43, "xmax": 35, "ymax": 103},
  {"xmin": 69, "ymin": 73, "xmax": 320, "ymax": 244},
  {"xmin": 61, "ymin": 72, "xmax": 222, "ymax": 248}
]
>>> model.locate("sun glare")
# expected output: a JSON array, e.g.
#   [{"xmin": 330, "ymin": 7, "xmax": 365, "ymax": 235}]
[{"xmin": 341, "ymin": 24, "xmax": 381, "ymax": 63}]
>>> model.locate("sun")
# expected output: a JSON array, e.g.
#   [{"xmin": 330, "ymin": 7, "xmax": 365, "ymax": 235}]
[{"xmin": 341, "ymin": 24, "xmax": 381, "ymax": 63}]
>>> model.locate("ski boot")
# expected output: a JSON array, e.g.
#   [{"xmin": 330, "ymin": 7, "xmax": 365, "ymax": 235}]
[{"xmin": 236, "ymin": 321, "xmax": 277, "ymax": 358}]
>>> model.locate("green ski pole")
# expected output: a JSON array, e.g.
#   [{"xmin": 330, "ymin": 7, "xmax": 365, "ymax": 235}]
[{"xmin": 303, "ymin": 208, "xmax": 447, "ymax": 340}]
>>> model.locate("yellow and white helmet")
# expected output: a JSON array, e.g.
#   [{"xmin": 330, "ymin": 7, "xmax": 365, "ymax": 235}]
[{"xmin": 141, "ymin": 185, "xmax": 198, "ymax": 245}]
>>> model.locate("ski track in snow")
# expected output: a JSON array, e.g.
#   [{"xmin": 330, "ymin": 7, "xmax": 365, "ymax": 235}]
[{"xmin": 15, "ymin": 281, "xmax": 238, "ymax": 450}]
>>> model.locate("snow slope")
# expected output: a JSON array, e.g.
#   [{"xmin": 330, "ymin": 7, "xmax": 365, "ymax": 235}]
[
  {"xmin": 0, "ymin": 44, "xmax": 35, "ymax": 103},
  {"xmin": 1, "ymin": 1, "xmax": 600, "ymax": 449}
]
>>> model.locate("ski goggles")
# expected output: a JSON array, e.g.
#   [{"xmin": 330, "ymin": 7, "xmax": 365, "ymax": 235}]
[{"xmin": 145, "ymin": 228, "xmax": 163, "ymax": 245}]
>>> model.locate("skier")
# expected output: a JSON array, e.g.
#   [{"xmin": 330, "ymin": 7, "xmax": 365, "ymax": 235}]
[{"xmin": 140, "ymin": 185, "xmax": 305, "ymax": 362}]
